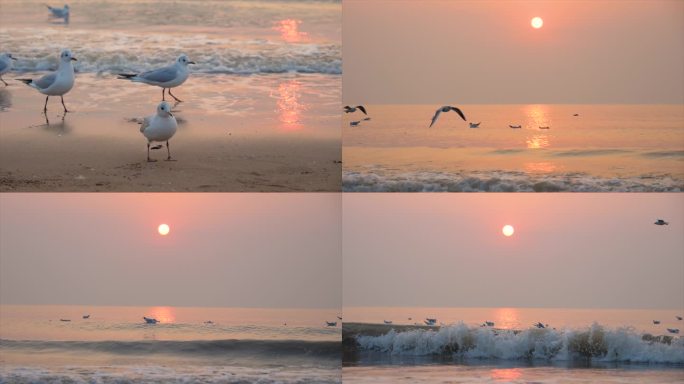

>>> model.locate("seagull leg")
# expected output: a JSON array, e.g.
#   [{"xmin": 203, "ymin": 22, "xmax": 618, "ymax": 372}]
[
  {"xmin": 164, "ymin": 140, "xmax": 176, "ymax": 161},
  {"xmin": 168, "ymin": 89, "xmax": 182, "ymax": 102},
  {"xmin": 0, "ymin": 76, "xmax": 7, "ymax": 86},
  {"xmin": 162, "ymin": 88, "xmax": 166, "ymax": 101},
  {"xmin": 43, "ymin": 96, "xmax": 49, "ymax": 113},
  {"xmin": 147, "ymin": 142, "xmax": 157, "ymax": 162},
  {"xmin": 60, "ymin": 96, "xmax": 69, "ymax": 113}
]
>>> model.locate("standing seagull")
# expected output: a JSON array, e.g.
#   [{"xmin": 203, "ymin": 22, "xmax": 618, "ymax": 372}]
[
  {"xmin": 344, "ymin": 105, "xmax": 367, "ymax": 115},
  {"xmin": 429, "ymin": 106, "xmax": 466, "ymax": 128},
  {"xmin": 45, "ymin": 4, "xmax": 70, "ymax": 18},
  {"xmin": 17, "ymin": 49, "xmax": 76, "ymax": 113},
  {"xmin": 654, "ymin": 219, "xmax": 669, "ymax": 226},
  {"xmin": 118, "ymin": 54, "xmax": 195, "ymax": 102},
  {"xmin": 140, "ymin": 101, "xmax": 178, "ymax": 162},
  {"xmin": 0, "ymin": 53, "xmax": 18, "ymax": 86}
]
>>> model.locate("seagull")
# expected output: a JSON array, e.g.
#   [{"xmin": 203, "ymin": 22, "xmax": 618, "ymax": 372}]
[
  {"xmin": 573, "ymin": 113, "xmax": 579, "ymax": 116},
  {"xmin": 59, "ymin": 319, "xmax": 71, "ymax": 322},
  {"xmin": 653, "ymin": 320, "xmax": 661, "ymax": 325},
  {"xmin": 17, "ymin": 49, "xmax": 76, "ymax": 113},
  {"xmin": 484, "ymin": 321, "xmax": 495, "ymax": 327},
  {"xmin": 469, "ymin": 122, "xmax": 480, "ymax": 128},
  {"xmin": 118, "ymin": 54, "xmax": 195, "ymax": 102},
  {"xmin": 344, "ymin": 105, "xmax": 367, "ymax": 115},
  {"xmin": 654, "ymin": 219, "xmax": 669, "ymax": 226},
  {"xmin": 325, "ymin": 321, "xmax": 337, "ymax": 327},
  {"xmin": 425, "ymin": 318, "xmax": 437, "ymax": 324},
  {"xmin": 140, "ymin": 101, "xmax": 178, "ymax": 162},
  {"xmin": 539, "ymin": 126, "xmax": 550, "ymax": 129},
  {"xmin": 429, "ymin": 106, "xmax": 466, "ymax": 127},
  {"xmin": 82, "ymin": 314, "xmax": 90, "ymax": 319},
  {"xmin": 204, "ymin": 320, "xmax": 214, "ymax": 325},
  {"xmin": 350, "ymin": 120, "xmax": 361, "ymax": 127},
  {"xmin": 363, "ymin": 117, "xmax": 371, "ymax": 121},
  {"xmin": 0, "ymin": 53, "xmax": 17, "ymax": 86},
  {"xmin": 534, "ymin": 322, "xmax": 547, "ymax": 329},
  {"xmin": 143, "ymin": 316, "xmax": 159, "ymax": 324},
  {"xmin": 677, "ymin": 316, "xmax": 683, "ymax": 320},
  {"xmin": 383, "ymin": 320, "xmax": 393, "ymax": 324},
  {"xmin": 337, "ymin": 316, "xmax": 343, "ymax": 320},
  {"xmin": 667, "ymin": 328, "xmax": 679, "ymax": 334},
  {"xmin": 46, "ymin": 4, "xmax": 70, "ymax": 18},
  {"xmin": 509, "ymin": 125, "xmax": 522, "ymax": 129}
]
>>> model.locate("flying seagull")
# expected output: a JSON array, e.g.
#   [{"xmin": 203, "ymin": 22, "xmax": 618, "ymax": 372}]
[
  {"xmin": 429, "ymin": 106, "xmax": 466, "ymax": 127},
  {"xmin": 118, "ymin": 54, "xmax": 195, "ymax": 102},
  {"xmin": 344, "ymin": 105, "xmax": 367, "ymax": 115},
  {"xmin": 140, "ymin": 101, "xmax": 178, "ymax": 162},
  {"xmin": 654, "ymin": 219, "xmax": 669, "ymax": 226},
  {"xmin": 0, "ymin": 53, "xmax": 17, "ymax": 86},
  {"xmin": 18, "ymin": 49, "xmax": 76, "ymax": 113}
]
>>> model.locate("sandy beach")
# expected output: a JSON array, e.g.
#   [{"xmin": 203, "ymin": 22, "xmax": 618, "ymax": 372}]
[{"xmin": 0, "ymin": 74, "xmax": 341, "ymax": 192}]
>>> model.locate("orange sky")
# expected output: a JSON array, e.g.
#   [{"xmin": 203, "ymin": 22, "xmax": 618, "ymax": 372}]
[{"xmin": 343, "ymin": 0, "xmax": 684, "ymax": 104}]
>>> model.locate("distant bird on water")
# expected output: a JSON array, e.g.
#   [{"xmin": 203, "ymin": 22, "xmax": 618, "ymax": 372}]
[
  {"xmin": 469, "ymin": 122, "xmax": 480, "ymax": 128},
  {"xmin": 0, "ymin": 53, "xmax": 18, "ymax": 86},
  {"xmin": 539, "ymin": 126, "xmax": 550, "ymax": 129},
  {"xmin": 325, "ymin": 321, "xmax": 337, "ymax": 327},
  {"xmin": 677, "ymin": 316, "xmax": 683, "ymax": 321},
  {"xmin": 429, "ymin": 106, "xmax": 466, "ymax": 128},
  {"xmin": 82, "ymin": 314, "xmax": 90, "ymax": 319},
  {"xmin": 17, "ymin": 49, "xmax": 76, "ymax": 113},
  {"xmin": 384, "ymin": 320, "xmax": 393, "ymax": 324},
  {"xmin": 140, "ymin": 101, "xmax": 178, "ymax": 162},
  {"xmin": 118, "ymin": 54, "xmax": 195, "ymax": 102},
  {"xmin": 654, "ymin": 219, "xmax": 669, "ymax": 226},
  {"xmin": 143, "ymin": 317, "xmax": 159, "ymax": 324},
  {"xmin": 509, "ymin": 125, "xmax": 522, "ymax": 129},
  {"xmin": 667, "ymin": 328, "xmax": 679, "ymax": 334},
  {"xmin": 344, "ymin": 105, "xmax": 367, "ymax": 115},
  {"xmin": 350, "ymin": 120, "xmax": 361, "ymax": 127}
]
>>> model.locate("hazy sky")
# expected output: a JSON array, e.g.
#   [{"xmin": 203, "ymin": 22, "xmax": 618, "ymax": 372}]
[
  {"xmin": 343, "ymin": 194, "xmax": 684, "ymax": 309},
  {"xmin": 0, "ymin": 194, "xmax": 341, "ymax": 308},
  {"xmin": 343, "ymin": 0, "xmax": 684, "ymax": 104}
]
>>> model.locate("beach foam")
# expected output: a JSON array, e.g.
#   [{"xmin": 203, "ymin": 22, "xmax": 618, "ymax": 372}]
[
  {"xmin": 343, "ymin": 171, "xmax": 684, "ymax": 192},
  {"xmin": 354, "ymin": 323, "xmax": 684, "ymax": 364}
]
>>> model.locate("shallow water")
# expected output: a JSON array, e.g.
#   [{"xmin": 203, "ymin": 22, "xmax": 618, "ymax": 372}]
[
  {"xmin": 343, "ymin": 104, "xmax": 684, "ymax": 192},
  {"xmin": 0, "ymin": 305, "xmax": 342, "ymax": 383}
]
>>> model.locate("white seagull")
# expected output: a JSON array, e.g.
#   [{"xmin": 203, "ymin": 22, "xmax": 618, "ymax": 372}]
[
  {"xmin": 18, "ymin": 49, "xmax": 76, "ymax": 113},
  {"xmin": 0, "ymin": 53, "xmax": 17, "ymax": 86},
  {"xmin": 344, "ymin": 105, "xmax": 367, "ymax": 115},
  {"xmin": 46, "ymin": 4, "xmax": 70, "ymax": 18},
  {"xmin": 118, "ymin": 54, "xmax": 195, "ymax": 102},
  {"xmin": 429, "ymin": 106, "xmax": 466, "ymax": 128},
  {"xmin": 140, "ymin": 101, "xmax": 178, "ymax": 162}
]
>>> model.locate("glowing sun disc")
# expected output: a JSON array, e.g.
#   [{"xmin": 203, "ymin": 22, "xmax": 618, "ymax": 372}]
[
  {"xmin": 502, "ymin": 225, "xmax": 515, "ymax": 237},
  {"xmin": 158, "ymin": 224, "xmax": 170, "ymax": 236},
  {"xmin": 531, "ymin": 17, "xmax": 543, "ymax": 29}
]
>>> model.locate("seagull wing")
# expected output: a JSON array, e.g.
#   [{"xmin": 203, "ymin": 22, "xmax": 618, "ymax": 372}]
[
  {"xmin": 33, "ymin": 71, "xmax": 58, "ymax": 90},
  {"xmin": 138, "ymin": 65, "xmax": 178, "ymax": 84},
  {"xmin": 356, "ymin": 105, "xmax": 367, "ymax": 115},
  {"xmin": 449, "ymin": 106, "xmax": 466, "ymax": 121},
  {"xmin": 429, "ymin": 109, "xmax": 441, "ymax": 127},
  {"xmin": 140, "ymin": 116, "xmax": 151, "ymax": 133},
  {"xmin": 0, "ymin": 60, "xmax": 8, "ymax": 73}
]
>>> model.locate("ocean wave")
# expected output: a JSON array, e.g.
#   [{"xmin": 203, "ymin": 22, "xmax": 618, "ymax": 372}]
[
  {"xmin": 0, "ymin": 339, "xmax": 340, "ymax": 360},
  {"xmin": 353, "ymin": 323, "xmax": 684, "ymax": 364},
  {"xmin": 0, "ymin": 29, "xmax": 341, "ymax": 75},
  {"xmin": 0, "ymin": 365, "xmax": 341, "ymax": 384},
  {"xmin": 342, "ymin": 171, "xmax": 683, "ymax": 192}
]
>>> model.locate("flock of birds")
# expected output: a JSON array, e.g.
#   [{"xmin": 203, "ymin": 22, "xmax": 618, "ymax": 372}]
[
  {"xmin": 1, "ymin": 5, "xmax": 196, "ymax": 161},
  {"xmin": 58, "ymin": 314, "xmax": 344, "ymax": 327},
  {"xmin": 344, "ymin": 104, "xmax": 579, "ymax": 129}
]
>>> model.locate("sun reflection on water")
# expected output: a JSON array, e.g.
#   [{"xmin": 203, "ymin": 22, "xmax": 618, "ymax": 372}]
[
  {"xmin": 490, "ymin": 368, "xmax": 523, "ymax": 381},
  {"xmin": 526, "ymin": 134, "xmax": 550, "ymax": 149},
  {"xmin": 524, "ymin": 162, "xmax": 557, "ymax": 173},
  {"xmin": 272, "ymin": 80, "xmax": 307, "ymax": 131},
  {"xmin": 494, "ymin": 307, "xmax": 520, "ymax": 330},
  {"xmin": 146, "ymin": 306, "xmax": 176, "ymax": 323},
  {"xmin": 273, "ymin": 19, "xmax": 309, "ymax": 43}
]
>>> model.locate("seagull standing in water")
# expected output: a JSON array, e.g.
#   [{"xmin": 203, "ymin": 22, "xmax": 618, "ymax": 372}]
[
  {"xmin": 17, "ymin": 49, "xmax": 76, "ymax": 113},
  {"xmin": 0, "ymin": 53, "xmax": 17, "ymax": 86},
  {"xmin": 45, "ymin": 4, "xmax": 70, "ymax": 18},
  {"xmin": 118, "ymin": 54, "xmax": 195, "ymax": 102},
  {"xmin": 140, "ymin": 101, "xmax": 178, "ymax": 162},
  {"xmin": 429, "ymin": 106, "xmax": 467, "ymax": 127},
  {"xmin": 344, "ymin": 105, "xmax": 367, "ymax": 115}
]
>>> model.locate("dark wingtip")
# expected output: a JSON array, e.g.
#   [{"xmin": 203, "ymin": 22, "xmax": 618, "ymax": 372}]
[
  {"xmin": 16, "ymin": 79, "xmax": 32, "ymax": 85},
  {"xmin": 117, "ymin": 74, "xmax": 137, "ymax": 79}
]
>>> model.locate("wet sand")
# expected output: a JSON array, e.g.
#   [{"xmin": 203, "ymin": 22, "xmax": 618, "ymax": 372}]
[{"xmin": 0, "ymin": 74, "xmax": 341, "ymax": 191}]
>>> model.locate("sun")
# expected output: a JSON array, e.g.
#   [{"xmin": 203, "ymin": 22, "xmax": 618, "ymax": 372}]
[
  {"xmin": 502, "ymin": 225, "xmax": 515, "ymax": 237},
  {"xmin": 158, "ymin": 224, "xmax": 170, "ymax": 236},
  {"xmin": 531, "ymin": 17, "xmax": 543, "ymax": 29}
]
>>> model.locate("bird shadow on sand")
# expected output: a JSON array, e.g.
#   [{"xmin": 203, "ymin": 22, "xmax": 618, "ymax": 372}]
[{"xmin": 0, "ymin": 89, "xmax": 12, "ymax": 111}]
